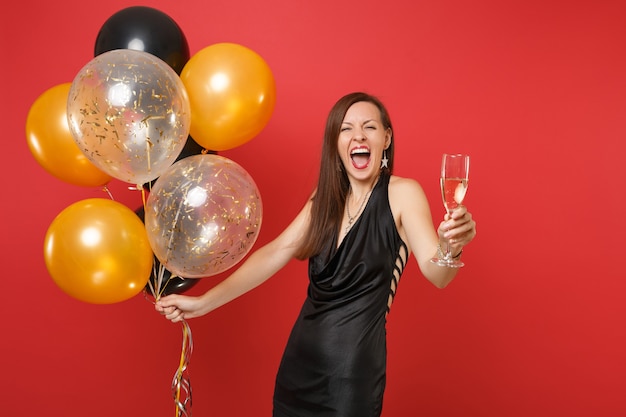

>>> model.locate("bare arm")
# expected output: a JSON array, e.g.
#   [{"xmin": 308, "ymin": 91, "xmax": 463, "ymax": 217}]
[
  {"xmin": 156, "ymin": 200, "xmax": 312, "ymax": 322},
  {"xmin": 390, "ymin": 176, "xmax": 476, "ymax": 288}
]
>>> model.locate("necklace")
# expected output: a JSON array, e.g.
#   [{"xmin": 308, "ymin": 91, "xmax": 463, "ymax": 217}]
[{"xmin": 345, "ymin": 177, "xmax": 377, "ymax": 235}]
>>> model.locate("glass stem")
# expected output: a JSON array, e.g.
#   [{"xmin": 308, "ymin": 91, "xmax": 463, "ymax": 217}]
[{"xmin": 444, "ymin": 209, "xmax": 452, "ymax": 260}]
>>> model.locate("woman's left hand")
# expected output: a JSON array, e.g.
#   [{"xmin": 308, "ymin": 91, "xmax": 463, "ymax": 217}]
[{"xmin": 437, "ymin": 206, "xmax": 476, "ymax": 254}]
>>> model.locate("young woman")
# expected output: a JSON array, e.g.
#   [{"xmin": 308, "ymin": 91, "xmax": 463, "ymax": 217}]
[{"xmin": 156, "ymin": 92, "xmax": 477, "ymax": 416}]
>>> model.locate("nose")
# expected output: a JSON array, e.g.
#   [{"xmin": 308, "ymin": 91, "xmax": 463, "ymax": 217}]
[{"xmin": 353, "ymin": 127, "xmax": 366, "ymax": 141}]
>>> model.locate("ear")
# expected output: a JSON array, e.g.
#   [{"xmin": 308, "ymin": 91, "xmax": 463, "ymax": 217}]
[{"xmin": 384, "ymin": 129, "xmax": 392, "ymax": 149}]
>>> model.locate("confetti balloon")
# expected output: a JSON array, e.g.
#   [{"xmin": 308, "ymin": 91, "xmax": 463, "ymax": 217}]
[
  {"xmin": 134, "ymin": 206, "xmax": 199, "ymax": 297},
  {"xmin": 145, "ymin": 154, "xmax": 262, "ymax": 278},
  {"xmin": 67, "ymin": 49, "xmax": 190, "ymax": 186}
]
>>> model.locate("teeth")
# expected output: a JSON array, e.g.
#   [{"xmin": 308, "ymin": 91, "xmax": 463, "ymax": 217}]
[{"xmin": 351, "ymin": 148, "xmax": 370, "ymax": 155}]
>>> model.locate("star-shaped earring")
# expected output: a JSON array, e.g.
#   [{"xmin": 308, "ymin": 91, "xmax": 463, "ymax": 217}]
[{"xmin": 381, "ymin": 151, "xmax": 389, "ymax": 169}]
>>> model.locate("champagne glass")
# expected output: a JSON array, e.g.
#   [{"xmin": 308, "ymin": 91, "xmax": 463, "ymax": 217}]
[{"xmin": 430, "ymin": 153, "xmax": 470, "ymax": 268}]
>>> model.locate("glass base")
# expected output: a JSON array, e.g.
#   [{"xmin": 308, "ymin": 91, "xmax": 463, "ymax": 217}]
[{"xmin": 430, "ymin": 257, "xmax": 464, "ymax": 268}]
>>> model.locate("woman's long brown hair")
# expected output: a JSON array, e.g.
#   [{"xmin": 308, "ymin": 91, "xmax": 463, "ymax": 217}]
[{"xmin": 294, "ymin": 92, "xmax": 394, "ymax": 260}]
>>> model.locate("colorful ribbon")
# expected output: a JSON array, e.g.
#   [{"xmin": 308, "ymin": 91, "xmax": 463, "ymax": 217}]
[
  {"xmin": 173, "ymin": 320, "xmax": 193, "ymax": 416},
  {"xmin": 146, "ymin": 262, "xmax": 194, "ymax": 416}
]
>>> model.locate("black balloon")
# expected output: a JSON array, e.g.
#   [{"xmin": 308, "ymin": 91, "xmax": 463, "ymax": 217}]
[
  {"xmin": 94, "ymin": 6, "xmax": 190, "ymax": 74},
  {"xmin": 178, "ymin": 135, "xmax": 216, "ymax": 160},
  {"xmin": 135, "ymin": 206, "xmax": 198, "ymax": 296},
  {"xmin": 148, "ymin": 259, "xmax": 198, "ymax": 297}
]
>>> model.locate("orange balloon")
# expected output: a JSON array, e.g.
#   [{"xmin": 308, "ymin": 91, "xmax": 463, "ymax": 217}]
[
  {"xmin": 181, "ymin": 43, "xmax": 276, "ymax": 151},
  {"xmin": 44, "ymin": 198, "xmax": 153, "ymax": 304},
  {"xmin": 26, "ymin": 83, "xmax": 112, "ymax": 187}
]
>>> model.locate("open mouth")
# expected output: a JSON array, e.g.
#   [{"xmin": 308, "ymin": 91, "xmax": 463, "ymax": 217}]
[{"xmin": 350, "ymin": 147, "xmax": 371, "ymax": 169}]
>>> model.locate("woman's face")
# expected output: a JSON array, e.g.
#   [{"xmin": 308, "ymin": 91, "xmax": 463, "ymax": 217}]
[{"xmin": 337, "ymin": 101, "xmax": 391, "ymax": 181}]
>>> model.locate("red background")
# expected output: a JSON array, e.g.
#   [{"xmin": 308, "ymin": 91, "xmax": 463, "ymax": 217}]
[{"xmin": 2, "ymin": 0, "xmax": 625, "ymax": 416}]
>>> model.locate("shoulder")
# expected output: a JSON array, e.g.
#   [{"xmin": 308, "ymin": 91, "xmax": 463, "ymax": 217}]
[
  {"xmin": 388, "ymin": 175, "xmax": 430, "ymax": 217},
  {"xmin": 389, "ymin": 175, "xmax": 427, "ymax": 199}
]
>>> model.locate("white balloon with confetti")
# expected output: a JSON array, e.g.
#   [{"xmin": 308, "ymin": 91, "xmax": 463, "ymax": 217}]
[
  {"xmin": 67, "ymin": 49, "xmax": 190, "ymax": 186},
  {"xmin": 145, "ymin": 154, "xmax": 263, "ymax": 278}
]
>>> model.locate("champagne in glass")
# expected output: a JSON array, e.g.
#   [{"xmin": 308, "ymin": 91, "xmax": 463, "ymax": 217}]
[{"xmin": 431, "ymin": 153, "xmax": 470, "ymax": 267}]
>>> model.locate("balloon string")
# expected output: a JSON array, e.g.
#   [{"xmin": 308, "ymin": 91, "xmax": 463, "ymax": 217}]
[
  {"xmin": 155, "ymin": 261, "xmax": 164, "ymax": 300},
  {"xmin": 137, "ymin": 178, "xmax": 192, "ymax": 416},
  {"xmin": 142, "ymin": 262, "xmax": 193, "ymax": 416},
  {"xmin": 141, "ymin": 185, "xmax": 148, "ymax": 211},
  {"xmin": 102, "ymin": 185, "xmax": 115, "ymax": 200},
  {"xmin": 172, "ymin": 320, "xmax": 193, "ymax": 416},
  {"xmin": 144, "ymin": 261, "xmax": 174, "ymax": 302}
]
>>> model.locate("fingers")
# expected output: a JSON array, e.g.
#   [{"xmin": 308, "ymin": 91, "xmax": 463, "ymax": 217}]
[
  {"xmin": 155, "ymin": 294, "xmax": 177, "ymax": 307},
  {"xmin": 160, "ymin": 305, "xmax": 185, "ymax": 322},
  {"xmin": 448, "ymin": 205, "xmax": 468, "ymax": 219},
  {"xmin": 444, "ymin": 207, "xmax": 476, "ymax": 244},
  {"xmin": 446, "ymin": 207, "xmax": 473, "ymax": 227},
  {"xmin": 166, "ymin": 307, "xmax": 185, "ymax": 322},
  {"xmin": 155, "ymin": 295, "xmax": 180, "ymax": 312},
  {"xmin": 155, "ymin": 296, "xmax": 185, "ymax": 323}
]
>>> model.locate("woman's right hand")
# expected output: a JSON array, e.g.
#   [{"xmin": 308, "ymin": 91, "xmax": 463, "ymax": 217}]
[{"xmin": 155, "ymin": 294, "xmax": 207, "ymax": 323}]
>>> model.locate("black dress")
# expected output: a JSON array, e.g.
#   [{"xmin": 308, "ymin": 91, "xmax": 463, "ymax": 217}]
[{"xmin": 273, "ymin": 172, "xmax": 409, "ymax": 417}]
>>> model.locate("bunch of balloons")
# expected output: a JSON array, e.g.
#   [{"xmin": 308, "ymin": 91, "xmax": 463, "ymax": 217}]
[{"xmin": 28, "ymin": 6, "xmax": 272, "ymax": 304}]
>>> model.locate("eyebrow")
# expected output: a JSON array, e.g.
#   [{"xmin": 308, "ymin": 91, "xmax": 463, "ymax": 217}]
[{"xmin": 341, "ymin": 119, "xmax": 378, "ymax": 125}]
